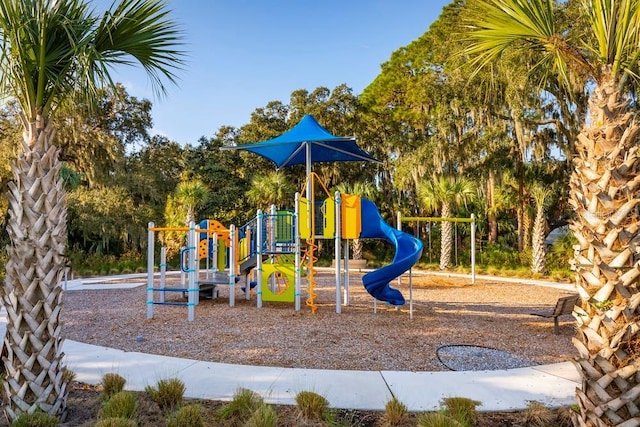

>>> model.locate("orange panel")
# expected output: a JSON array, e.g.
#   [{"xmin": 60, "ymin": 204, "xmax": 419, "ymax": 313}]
[{"xmin": 341, "ymin": 194, "xmax": 361, "ymax": 239}]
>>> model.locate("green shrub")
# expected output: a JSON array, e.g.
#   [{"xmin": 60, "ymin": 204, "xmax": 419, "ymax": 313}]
[
  {"xmin": 67, "ymin": 250, "xmax": 147, "ymax": 278},
  {"xmin": 12, "ymin": 411, "xmax": 59, "ymax": 427},
  {"xmin": 479, "ymin": 243, "xmax": 523, "ymax": 269},
  {"xmin": 94, "ymin": 418, "xmax": 138, "ymax": 427},
  {"xmin": 145, "ymin": 377, "xmax": 185, "ymax": 413},
  {"xmin": 100, "ymin": 391, "xmax": 138, "ymax": 420},
  {"xmin": 101, "ymin": 373, "xmax": 127, "ymax": 399},
  {"xmin": 244, "ymin": 403, "xmax": 278, "ymax": 427},
  {"xmin": 218, "ymin": 388, "xmax": 263, "ymax": 420},
  {"xmin": 440, "ymin": 397, "xmax": 480, "ymax": 427},
  {"xmin": 416, "ymin": 412, "xmax": 463, "ymax": 427},
  {"xmin": 167, "ymin": 404, "xmax": 204, "ymax": 427},
  {"xmin": 295, "ymin": 390, "xmax": 329, "ymax": 420}
]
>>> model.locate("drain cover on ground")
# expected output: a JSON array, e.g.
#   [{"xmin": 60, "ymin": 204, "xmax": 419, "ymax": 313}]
[{"xmin": 436, "ymin": 345, "xmax": 536, "ymax": 371}]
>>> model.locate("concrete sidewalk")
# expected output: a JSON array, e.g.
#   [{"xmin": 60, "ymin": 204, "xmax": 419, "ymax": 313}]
[
  {"xmin": 6, "ymin": 273, "xmax": 581, "ymax": 412},
  {"xmin": 64, "ymin": 339, "xmax": 580, "ymax": 412}
]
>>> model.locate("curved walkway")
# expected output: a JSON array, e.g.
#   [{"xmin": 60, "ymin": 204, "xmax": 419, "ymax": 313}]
[{"xmin": 4, "ymin": 273, "xmax": 581, "ymax": 412}]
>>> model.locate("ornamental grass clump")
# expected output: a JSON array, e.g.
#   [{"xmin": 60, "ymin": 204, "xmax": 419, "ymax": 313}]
[
  {"xmin": 99, "ymin": 391, "xmax": 138, "ymax": 420},
  {"xmin": 416, "ymin": 412, "xmax": 463, "ymax": 427},
  {"xmin": 295, "ymin": 390, "xmax": 329, "ymax": 421},
  {"xmin": 167, "ymin": 404, "xmax": 204, "ymax": 427},
  {"xmin": 12, "ymin": 410, "xmax": 59, "ymax": 427},
  {"xmin": 523, "ymin": 401, "xmax": 556, "ymax": 427},
  {"xmin": 145, "ymin": 377, "xmax": 186, "ymax": 414},
  {"xmin": 441, "ymin": 397, "xmax": 480, "ymax": 427},
  {"xmin": 381, "ymin": 396, "xmax": 409, "ymax": 426},
  {"xmin": 218, "ymin": 387, "xmax": 264, "ymax": 421},
  {"xmin": 101, "ymin": 373, "xmax": 127, "ymax": 399},
  {"xmin": 244, "ymin": 403, "xmax": 278, "ymax": 427}
]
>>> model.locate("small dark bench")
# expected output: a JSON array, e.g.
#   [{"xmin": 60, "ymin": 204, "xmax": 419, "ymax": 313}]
[{"xmin": 531, "ymin": 294, "xmax": 580, "ymax": 335}]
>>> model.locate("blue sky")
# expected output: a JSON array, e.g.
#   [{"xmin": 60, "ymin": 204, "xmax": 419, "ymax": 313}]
[{"xmin": 108, "ymin": 1, "xmax": 451, "ymax": 145}]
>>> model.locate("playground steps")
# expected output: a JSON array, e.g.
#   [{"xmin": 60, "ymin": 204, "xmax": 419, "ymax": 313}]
[{"xmin": 197, "ymin": 272, "xmax": 241, "ymax": 300}]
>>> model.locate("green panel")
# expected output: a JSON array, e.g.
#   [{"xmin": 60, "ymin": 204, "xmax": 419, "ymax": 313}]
[
  {"xmin": 275, "ymin": 210, "xmax": 294, "ymax": 242},
  {"xmin": 261, "ymin": 264, "xmax": 296, "ymax": 302}
]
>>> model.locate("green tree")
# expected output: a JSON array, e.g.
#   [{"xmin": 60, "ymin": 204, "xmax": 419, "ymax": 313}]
[
  {"xmin": 187, "ymin": 129, "xmax": 252, "ymax": 225},
  {"xmin": 465, "ymin": 1, "xmax": 640, "ymax": 424},
  {"xmin": 418, "ymin": 176, "xmax": 475, "ymax": 270},
  {"xmin": 0, "ymin": 0, "xmax": 183, "ymax": 419},
  {"xmin": 56, "ymin": 84, "xmax": 153, "ymax": 186},
  {"xmin": 360, "ymin": 0, "xmax": 510, "ymax": 222},
  {"xmin": 67, "ymin": 186, "xmax": 143, "ymax": 255},
  {"xmin": 121, "ymin": 135, "xmax": 186, "ymax": 221}
]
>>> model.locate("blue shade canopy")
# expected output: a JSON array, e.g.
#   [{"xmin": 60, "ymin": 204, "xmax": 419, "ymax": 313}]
[{"xmin": 221, "ymin": 114, "xmax": 379, "ymax": 169}]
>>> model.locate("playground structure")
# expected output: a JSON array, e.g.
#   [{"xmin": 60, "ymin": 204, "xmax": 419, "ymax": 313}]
[
  {"xmin": 147, "ymin": 115, "xmax": 427, "ymax": 321},
  {"xmin": 396, "ymin": 213, "xmax": 477, "ymax": 283},
  {"xmin": 146, "ymin": 175, "xmax": 425, "ymax": 321}
]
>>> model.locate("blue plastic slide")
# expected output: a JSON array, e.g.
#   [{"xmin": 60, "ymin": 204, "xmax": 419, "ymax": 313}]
[{"xmin": 359, "ymin": 199, "xmax": 424, "ymax": 305}]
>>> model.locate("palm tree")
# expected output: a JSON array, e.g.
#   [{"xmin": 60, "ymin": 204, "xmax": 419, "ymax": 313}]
[
  {"xmin": 530, "ymin": 183, "xmax": 552, "ymax": 274},
  {"xmin": 175, "ymin": 179, "xmax": 210, "ymax": 226},
  {"xmin": 246, "ymin": 171, "xmax": 295, "ymax": 211},
  {"xmin": 0, "ymin": 0, "xmax": 183, "ymax": 419},
  {"xmin": 418, "ymin": 176, "xmax": 475, "ymax": 270},
  {"xmin": 465, "ymin": 1, "xmax": 640, "ymax": 425}
]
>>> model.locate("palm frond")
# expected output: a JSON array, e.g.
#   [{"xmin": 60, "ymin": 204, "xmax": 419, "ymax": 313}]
[
  {"xmin": 90, "ymin": 0, "xmax": 186, "ymax": 99},
  {"xmin": 463, "ymin": 0, "xmax": 589, "ymax": 92},
  {"xmin": 584, "ymin": 0, "xmax": 640, "ymax": 84},
  {"xmin": 0, "ymin": 0, "xmax": 184, "ymax": 121}
]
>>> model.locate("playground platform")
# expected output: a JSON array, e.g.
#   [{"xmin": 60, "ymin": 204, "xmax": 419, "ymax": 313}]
[{"xmin": 0, "ymin": 273, "xmax": 581, "ymax": 412}]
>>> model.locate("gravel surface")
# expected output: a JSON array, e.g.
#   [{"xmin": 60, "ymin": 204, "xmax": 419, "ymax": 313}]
[
  {"xmin": 436, "ymin": 344, "xmax": 536, "ymax": 371},
  {"xmin": 61, "ymin": 272, "xmax": 578, "ymax": 372}
]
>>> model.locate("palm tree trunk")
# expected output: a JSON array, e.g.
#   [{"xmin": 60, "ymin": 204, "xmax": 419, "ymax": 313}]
[
  {"xmin": 514, "ymin": 116, "xmax": 527, "ymax": 252},
  {"xmin": 352, "ymin": 238, "xmax": 363, "ymax": 260},
  {"xmin": 569, "ymin": 72, "xmax": 640, "ymax": 426},
  {"xmin": 522, "ymin": 206, "xmax": 532, "ymax": 250},
  {"xmin": 439, "ymin": 204, "xmax": 453, "ymax": 269},
  {"xmin": 487, "ymin": 170, "xmax": 498, "ymax": 244},
  {"xmin": 1, "ymin": 118, "xmax": 69, "ymax": 419},
  {"xmin": 531, "ymin": 204, "xmax": 546, "ymax": 274}
]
